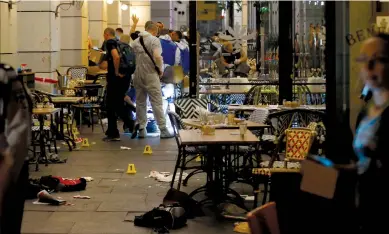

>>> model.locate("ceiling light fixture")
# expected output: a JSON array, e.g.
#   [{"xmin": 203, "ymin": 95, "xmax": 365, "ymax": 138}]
[
  {"xmin": 121, "ymin": 3, "xmax": 128, "ymax": 10},
  {"xmin": 106, "ymin": 0, "xmax": 113, "ymax": 4}
]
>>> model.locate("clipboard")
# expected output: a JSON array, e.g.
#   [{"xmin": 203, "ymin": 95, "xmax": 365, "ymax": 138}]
[{"xmin": 300, "ymin": 159, "xmax": 338, "ymax": 199}]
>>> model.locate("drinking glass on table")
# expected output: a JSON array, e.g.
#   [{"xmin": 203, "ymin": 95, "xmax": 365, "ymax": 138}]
[{"xmin": 239, "ymin": 122, "xmax": 247, "ymax": 137}]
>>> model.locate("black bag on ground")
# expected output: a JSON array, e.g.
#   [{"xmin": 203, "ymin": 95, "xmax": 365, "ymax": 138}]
[
  {"xmin": 134, "ymin": 204, "xmax": 187, "ymax": 230},
  {"xmin": 163, "ymin": 188, "xmax": 204, "ymax": 218}
]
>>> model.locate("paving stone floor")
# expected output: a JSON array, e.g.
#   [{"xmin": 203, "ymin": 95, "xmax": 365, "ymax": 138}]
[{"xmin": 22, "ymin": 127, "xmax": 249, "ymax": 234}]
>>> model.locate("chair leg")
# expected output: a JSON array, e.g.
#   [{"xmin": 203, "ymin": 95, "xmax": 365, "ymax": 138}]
[
  {"xmin": 177, "ymin": 151, "xmax": 187, "ymax": 191},
  {"xmin": 71, "ymin": 108, "xmax": 76, "ymax": 134},
  {"xmin": 79, "ymin": 109, "xmax": 82, "ymax": 133},
  {"xmin": 97, "ymin": 108, "xmax": 105, "ymax": 133},
  {"xmin": 262, "ymin": 177, "xmax": 270, "ymax": 205},
  {"xmin": 170, "ymin": 151, "xmax": 182, "ymax": 189},
  {"xmin": 89, "ymin": 109, "xmax": 94, "ymax": 132}
]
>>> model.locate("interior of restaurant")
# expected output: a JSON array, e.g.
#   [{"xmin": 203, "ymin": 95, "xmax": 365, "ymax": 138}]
[{"xmin": 0, "ymin": 0, "xmax": 387, "ymax": 233}]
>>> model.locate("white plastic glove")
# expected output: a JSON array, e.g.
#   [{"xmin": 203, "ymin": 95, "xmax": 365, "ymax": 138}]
[
  {"xmin": 234, "ymin": 59, "xmax": 241, "ymax": 65},
  {"xmin": 227, "ymin": 64, "xmax": 234, "ymax": 68}
]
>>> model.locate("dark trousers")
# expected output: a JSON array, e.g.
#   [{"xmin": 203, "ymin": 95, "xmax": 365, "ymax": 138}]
[
  {"xmin": 106, "ymin": 82, "xmax": 133, "ymax": 137},
  {"xmin": 0, "ymin": 162, "xmax": 29, "ymax": 234}
]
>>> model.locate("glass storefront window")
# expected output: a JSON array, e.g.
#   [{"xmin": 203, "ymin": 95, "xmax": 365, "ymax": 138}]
[
  {"xmin": 195, "ymin": 1, "xmax": 280, "ymax": 106},
  {"xmin": 292, "ymin": 1, "xmax": 326, "ymax": 106}
]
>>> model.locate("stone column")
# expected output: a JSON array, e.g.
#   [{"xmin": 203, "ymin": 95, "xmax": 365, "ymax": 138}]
[
  {"xmin": 60, "ymin": 1, "xmax": 89, "ymax": 73},
  {"xmin": 107, "ymin": 0, "xmax": 121, "ymax": 30},
  {"xmin": 130, "ymin": 1, "xmax": 151, "ymax": 32},
  {"xmin": 0, "ymin": 1, "xmax": 18, "ymax": 68},
  {"xmin": 121, "ymin": 5, "xmax": 131, "ymax": 34},
  {"xmin": 171, "ymin": 1, "xmax": 188, "ymax": 30},
  {"xmin": 88, "ymin": 1, "xmax": 107, "ymax": 47},
  {"xmin": 17, "ymin": 1, "xmax": 60, "ymax": 79},
  {"xmin": 151, "ymin": 1, "xmax": 170, "ymax": 28}
]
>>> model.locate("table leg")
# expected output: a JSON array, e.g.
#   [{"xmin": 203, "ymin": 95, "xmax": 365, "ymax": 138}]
[
  {"xmin": 37, "ymin": 115, "xmax": 46, "ymax": 171},
  {"xmin": 59, "ymin": 105, "xmax": 64, "ymax": 136}
]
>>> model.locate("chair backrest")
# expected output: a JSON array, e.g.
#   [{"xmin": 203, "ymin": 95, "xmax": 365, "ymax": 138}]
[
  {"xmin": 247, "ymin": 202, "xmax": 280, "ymax": 234},
  {"xmin": 174, "ymin": 98, "xmax": 209, "ymax": 119},
  {"xmin": 244, "ymin": 85, "xmax": 261, "ymax": 105},
  {"xmin": 285, "ymin": 128, "xmax": 315, "ymax": 161},
  {"xmin": 67, "ymin": 66, "xmax": 88, "ymax": 79},
  {"xmin": 249, "ymin": 108, "xmax": 269, "ymax": 124}
]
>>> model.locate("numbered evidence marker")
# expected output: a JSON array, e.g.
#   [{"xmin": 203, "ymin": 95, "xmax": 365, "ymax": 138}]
[
  {"xmin": 143, "ymin": 145, "xmax": 152, "ymax": 155},
  {"xmin": 126, "ymin": 164, "xmax": 136, "ymax": 174},
  {"xmin": 72, "ymin": 128, "xmax": 79, "ymax": 135},
  {"xmin": 81, "ymin": 138, "xmax": 90, "ymax": 147},
  {"xmin": 195, "ymin": 154, "xmax": 202, "ymax": 162}
]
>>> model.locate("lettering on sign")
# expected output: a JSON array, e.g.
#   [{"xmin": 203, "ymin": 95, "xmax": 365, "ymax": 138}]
[{"xmin": 346, "ymin": 24, "xmax": 389, "ymax": 46}]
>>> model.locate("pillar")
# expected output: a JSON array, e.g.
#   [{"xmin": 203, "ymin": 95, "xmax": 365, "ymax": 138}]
[
  {"xmin": 107, "ymin": 0, "xmax": 121, "ymax": 30},
  {"xmin": 241, "ymin": 0, "xmax": 248, "ymax": 55},
  {"xmin": 121, "ymin": 4, "xmax": 131, "ymax": 34},
  {"xmin": 60, "ymin": 1, "xmax": 89, "ymax": 73},
  {"xmin": 171, "ymin": 1, "xmax": 188, "ymax": 30},
  {"xmin": 88, "ymin": 1, "xmax": 107, "ymax": 47},
  {"xmin": 151, "ymin": 1, "xmax": 170, "ymax": 28},
  {"xmin": 17, "ymin": 0, "xmax": 60, "ymax": 79},
  {"xmin": 348, "ymin": 1, "xmax": 373, "ymax": 129},
  {"xmin": 0, "ymin": 0, "xmax": 18, "ymax": 68},
  {"xmin": 130, "ymin": 1, "xmax": 151, "ymax": 32}
]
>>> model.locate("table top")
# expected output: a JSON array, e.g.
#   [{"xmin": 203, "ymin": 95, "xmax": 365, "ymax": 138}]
[
  {"xmin": 199, "ymin": 89, "xmax": 248, "ymax": 95},
  {"xmin": 87, "ymin": 70, "xmax": 107, "ymax": 76},
  {"xmin": 33, "ymin": 108, "xmax": 60, "ymax": 115},
  {"xmin": 228, "ymin": 105, "xmax": 326, "ymax": 111},
  {"xmin": 182, "ymin": 119, "xmax": 268, "ymax": 129},
  {"xmin": 51, "ymin": 97, "xmax": 84, "ymax": 103},
  {"xmin": 84, "ymin": 80, "xmax": 101, "ymax": 84},
  {"xmin": 74, "ymin": 84, "xmax": 104, "ymax": 89},
  {"xmin": 179, "ymin": 129, "xmax": 260, "ymax": 145}
]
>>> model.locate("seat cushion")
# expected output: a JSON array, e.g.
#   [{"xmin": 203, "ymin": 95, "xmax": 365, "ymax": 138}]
[
  {"xmin": 262, "ymin": 134, "xmax": 276, "ymax": 141},
  {"xmin": 32, "ymin": 126, "xmax": 51, "ymax": 131},
  {"xmin": 185, "ymin": 146, "xmax": 207, "ymax": 154},
  {"xmin": 260, "ymin": 160, "xmax": 301, "ymax": 169}
]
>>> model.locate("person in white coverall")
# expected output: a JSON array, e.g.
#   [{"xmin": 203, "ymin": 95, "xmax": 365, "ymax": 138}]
[{"xmin": 130, "ymin": 23, "xmax": 173, "ymax": 139}]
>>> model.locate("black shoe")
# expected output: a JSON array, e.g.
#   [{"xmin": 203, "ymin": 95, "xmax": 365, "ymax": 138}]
[
  {"xmin": 131, "ymin": 124, "xmax": 140, "ymax": 139},
  {"xmin": 103, "ymin": 136, "xmax": 121, "ymax": 141}
]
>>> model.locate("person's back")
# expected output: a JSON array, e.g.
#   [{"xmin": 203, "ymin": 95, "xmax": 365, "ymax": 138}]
[
  {"xmin": 160, "ymin": 38, "xmax": 177, "ymax": 66},
  {"xmin": 132, "ymin": 31, "xmax": 162, "ymax": 75}
]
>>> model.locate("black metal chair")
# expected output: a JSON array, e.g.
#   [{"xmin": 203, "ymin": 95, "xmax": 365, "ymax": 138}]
[{"xmin": 167, "ymin": 111, "xmax": 206, "ymax": 190}]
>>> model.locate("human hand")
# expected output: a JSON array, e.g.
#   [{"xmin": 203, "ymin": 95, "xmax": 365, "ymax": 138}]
[
  {"xmin": 234, "ymin": 59, "xmax": 241, "ymax": 65},
  {"xmin": 116, "ymin": 73, "xmax": 124, "ymax": 78},
  {"xmin": 132, "ymin": 15, "xmax": 139, "ymax": 24},
  {"xmin": 227, "ymin": 64, "xmax": 234, "ymax": 68}
]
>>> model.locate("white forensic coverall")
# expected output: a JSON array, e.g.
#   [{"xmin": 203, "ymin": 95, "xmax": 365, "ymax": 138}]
[{"xmin": 132, "ymin": 31, "xmax": 167, "ymax": 130}]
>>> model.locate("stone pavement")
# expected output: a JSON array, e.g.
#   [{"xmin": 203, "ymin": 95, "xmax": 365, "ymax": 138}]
[{"xmin": 22, "ymin": 128, "xmax": 248, "ymax": 234}]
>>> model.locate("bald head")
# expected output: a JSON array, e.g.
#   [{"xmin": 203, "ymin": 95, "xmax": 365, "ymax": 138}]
[{"xmin": 146, "ymin": 23, "xmax": 158, "ymax": 37}]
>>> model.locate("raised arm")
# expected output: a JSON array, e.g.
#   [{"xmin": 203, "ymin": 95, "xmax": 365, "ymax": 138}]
[{"xmin": 130, "ymin": 15, "xmax": 139, "ymax": 34}]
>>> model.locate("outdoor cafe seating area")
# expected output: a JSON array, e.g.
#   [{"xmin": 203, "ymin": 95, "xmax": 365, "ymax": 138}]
[{"xmin": 25, "ymin": 64, "xmax": 330, "ymax": 233}]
